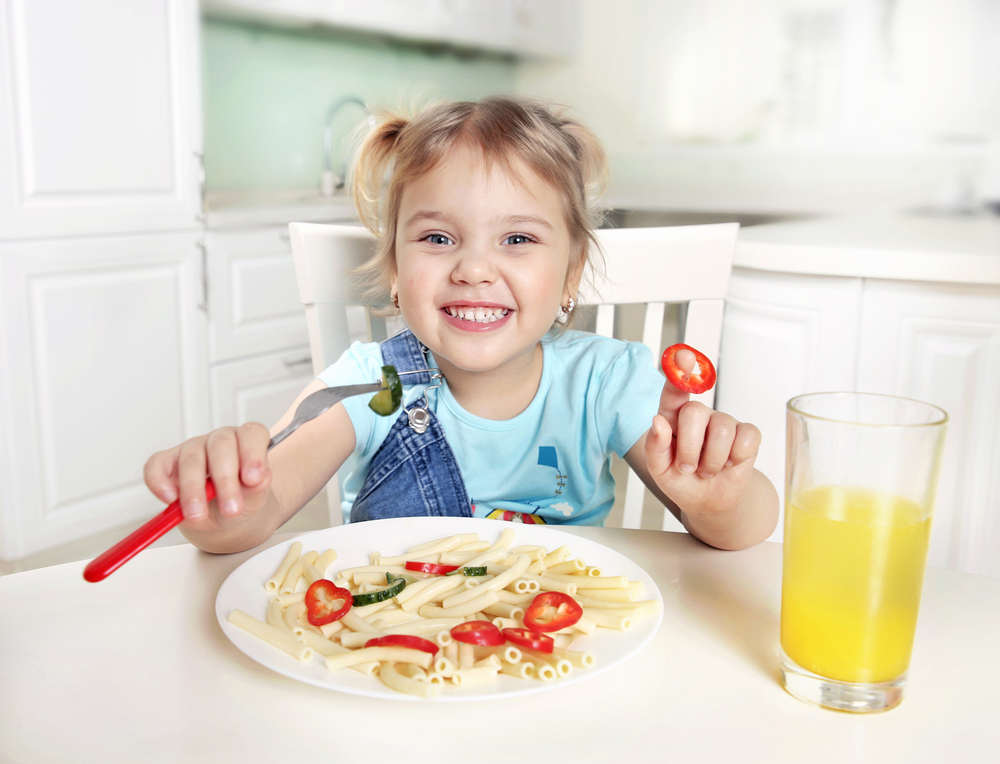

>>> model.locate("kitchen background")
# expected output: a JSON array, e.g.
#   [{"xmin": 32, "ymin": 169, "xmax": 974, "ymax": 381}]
[{"xmin": 1, "ymin": 0, "xmax": 998, "ymax": 576}]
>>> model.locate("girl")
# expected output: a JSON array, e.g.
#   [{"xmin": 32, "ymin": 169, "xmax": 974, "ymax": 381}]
[{"xmin": 144, "ymin": 95, "xmax": 778, "ymax": 554}]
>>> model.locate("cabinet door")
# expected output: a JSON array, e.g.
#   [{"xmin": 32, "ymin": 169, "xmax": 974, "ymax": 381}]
[
  {"xmin": 0, "ymin": 233, "xmax": 209, "ymax": 559},
  {"xmin": 209, "ymin": 347, "xmax": 314, "ymax": 430},
  {"xmin": 0, "ymin": 0, "xmax": 202, "ymax": 239},
  {"xmin": 717, "ymin": 267, "xmax": 863, "ymax": 540},
  {"xmin": 205, "ymin": 227, "xmax": 310, "ymax": 363},
  {"xmin": 858, "ymin": 280, "xmax": 1000, "ymax": 578}
]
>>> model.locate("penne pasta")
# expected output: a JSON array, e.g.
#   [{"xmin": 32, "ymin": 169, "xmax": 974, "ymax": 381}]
[
  {"xmin": 325, "ymin": 646, "xmax": 433, "ymax": 672},
  {"xmin": 228, "ymin": 609, "xmax": 313, "ymax": 662},
  {"xmin": 239, "ymin": 527, "xmax": 658, "ymax": 700},
  {"xmin": 265, "ymin": 541, "xmax": 302, "ymax": 593},
  {"xmin": 452, "ymin": 665, "xmax": 500, "ymax": 687},
  {"xmin": 280, "ymin": 550, "xmax": 319, "ymax": 595}
]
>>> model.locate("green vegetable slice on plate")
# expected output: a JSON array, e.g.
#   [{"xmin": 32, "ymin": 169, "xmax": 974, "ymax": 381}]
[{"xmin": 368, "ymin": 365, "xmax": 403, "ymax": 416}]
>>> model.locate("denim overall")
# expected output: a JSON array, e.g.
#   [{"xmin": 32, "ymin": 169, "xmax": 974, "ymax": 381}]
[{"xmin": 349, "ymin": 330, "xmax": 473, "ymax": 523}]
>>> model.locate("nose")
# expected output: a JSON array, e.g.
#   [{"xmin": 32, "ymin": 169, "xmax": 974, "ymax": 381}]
[{"xmin": 450, "ymin": 240, "xmax": 497, "ymax": 286}]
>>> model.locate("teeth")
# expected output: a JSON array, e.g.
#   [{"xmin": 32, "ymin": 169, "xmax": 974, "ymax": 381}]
[{"xmin": 446, "ymin": 306, "xmax": 509, "ymax": 323}]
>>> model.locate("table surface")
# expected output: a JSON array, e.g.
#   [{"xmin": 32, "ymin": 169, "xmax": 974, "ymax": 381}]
[{"xmin": 2, "ymin": 525, "xmax": 998, "ymax": 764}]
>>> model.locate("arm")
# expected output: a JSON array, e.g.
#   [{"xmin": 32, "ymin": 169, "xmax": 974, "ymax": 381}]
[
  {"xmin": 622, "ymin": 349, "xmax": 778, "ymax": 550},
  {"xmin": 143, "ymin": 378, "xmax": 357, "ymax": 555},
  {"xmin": 624, "ymin": 429, "xmax": 778, "ymax": 550}
]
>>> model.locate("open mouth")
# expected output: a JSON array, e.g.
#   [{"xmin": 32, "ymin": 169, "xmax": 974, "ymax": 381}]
[{"xmin": 443, "ymin": 306, "xmax": 510, "ymax": 324}]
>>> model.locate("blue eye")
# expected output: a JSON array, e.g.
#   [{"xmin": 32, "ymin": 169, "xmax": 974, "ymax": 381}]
[
  {"xmin": 424, "ymin": 233, "xmax": 453, "ymax": 246},
  {"xmin": 504, "ymin": 234, "xmax": 533, "ymax": 245}
]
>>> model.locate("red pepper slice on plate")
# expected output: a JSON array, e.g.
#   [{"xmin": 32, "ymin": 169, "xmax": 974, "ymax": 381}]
[
  {"xmin": 661, "ymin": 343, "xmax": 717, "ymax": 395},
  {"xmin": 523, "ymin": 592, "xmax": 583, "ymax": 633},
  {"xmin": 404, "ymin": 561, "xmax": 460, "ymax": 576},
  {"xmin": 304, "ymin": 580, "xmax": 353, "ymax": 626},
  {"xmin": 501, "ymin": 628, "xmax": 555, "ymax": 654},
  {"xmin": 364, "ymin": 634, "xmax": 439, "ymax": 656},
  {"xmin": 450, "ymin": 620, "xmax": 505, "ymax": 646}
]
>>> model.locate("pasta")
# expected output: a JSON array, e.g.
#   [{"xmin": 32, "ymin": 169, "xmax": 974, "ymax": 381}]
[{"xmin": 225, "ymin": 527, "xmax": 656, "ymax": 698}]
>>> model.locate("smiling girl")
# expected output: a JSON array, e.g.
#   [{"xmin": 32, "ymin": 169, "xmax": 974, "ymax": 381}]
[{"xmin": 144, "ymin": 96, "xmax": 778, "ymax": 554}]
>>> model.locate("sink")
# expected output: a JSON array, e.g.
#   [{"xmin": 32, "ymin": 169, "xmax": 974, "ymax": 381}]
[{"xmin": 602, "ymin": 209, "xmax": 808, "ymax": 229}]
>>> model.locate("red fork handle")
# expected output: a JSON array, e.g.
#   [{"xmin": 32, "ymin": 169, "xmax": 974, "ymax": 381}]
[{"xmin": 83, "ymin": 480, "xmax": 216, "ymax": 582}]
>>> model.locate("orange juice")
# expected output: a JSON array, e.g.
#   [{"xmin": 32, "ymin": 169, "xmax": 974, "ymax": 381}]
[{"xmin": 780, "ymin": 485, "xmax": 932, "ymax": 684}]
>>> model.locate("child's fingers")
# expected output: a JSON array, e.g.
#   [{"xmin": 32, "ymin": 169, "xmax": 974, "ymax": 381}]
[
  {"xmin": 143, "ymin": 446, "xmax": 181, "ymax": 504},
  {"xmin": 236, "ymin": 422, "xmax": 272, "ymax": 498},
  {"xmin": 176, "ymin": 436, "xmax": 211, "ymax": 522},
  {"xmin": 644, "ymin": 414, "xmax": 675, "ymax": 481},
  {"xmin": 696, "ymin": 412, "xmax": 740, "ymax": 478},
  {"xmin": 206, "ymin": 428, "xmax": 243, "ymax": 519},
  {"xmin": 673, "ymin": 402, "xmax": 712, "ymax": 475},
  {"xmin": 728, "ymin": 422, "xmax": 762, "ymax": 467}
]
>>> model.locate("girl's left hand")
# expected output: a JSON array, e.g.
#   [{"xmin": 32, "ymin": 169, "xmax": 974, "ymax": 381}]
[{"xmin": 643, "ymin": 378, "xmax": 762, "ymax": 519}]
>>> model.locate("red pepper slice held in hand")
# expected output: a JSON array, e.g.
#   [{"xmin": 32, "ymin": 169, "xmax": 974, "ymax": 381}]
[
  {"xmin": 523, "ymin": 592, "xmax": 583, "ymax": 633},
  {"xmin": 501, "ymin": 628, "xmax": 555, "ymax": 654},
  {"xmin": 661, "ymin": 343, "xmax": 717, "ymax": 395},
  {"xmin": 304, "ymin": 580, "xmax": 352, "ymax": 626},
  {"xmin": 404, "ymin": 561, "xmax": 460, "ymax": 575},
  {"xmin": 450, "ymin": 620, "xmax": 505, "ymax": 646},
  {"xmin": 365, "ymin": 634, "xmax": 439, "ymax": 656}
]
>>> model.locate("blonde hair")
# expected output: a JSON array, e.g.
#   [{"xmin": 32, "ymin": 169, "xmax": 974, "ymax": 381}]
[{"xmin": 350, "ymin": 95, "xmax": 609, "ymax": 316}]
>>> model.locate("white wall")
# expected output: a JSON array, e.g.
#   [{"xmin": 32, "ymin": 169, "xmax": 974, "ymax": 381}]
[{"xmin": 517, "ymin": 0, "xmax": 1000, "ymax": 215}]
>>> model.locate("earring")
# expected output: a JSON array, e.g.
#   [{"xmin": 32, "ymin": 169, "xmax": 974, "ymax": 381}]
[
  {"xmin": 561, "ymin": 296, "xmax": 576, "ymax": 315},
  {"xmin": 391, "ymin": 291, "xmax": 399, "ymax": 309}
]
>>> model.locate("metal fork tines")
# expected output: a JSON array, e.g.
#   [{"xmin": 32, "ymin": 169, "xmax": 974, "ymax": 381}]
[{"xmin": 268, "ymin": 383, "xmax": 383, "ymax": 449}]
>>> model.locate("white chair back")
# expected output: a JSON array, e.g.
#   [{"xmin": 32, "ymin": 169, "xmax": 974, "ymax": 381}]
[
  {"xmin": 289, "ymin": 221, "xmax": 738, "ymax": 531},
  {"xmin": 582, "ymin": 224, "xmax": 738, "ymax": 530}
]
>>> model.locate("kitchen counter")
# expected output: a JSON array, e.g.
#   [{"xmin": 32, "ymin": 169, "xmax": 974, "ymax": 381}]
[
  {"xmin": 204, "ymin": 188, "xmax": 357, "ymax": 229},
  {"xmin": 734, "ymin": 211, "xmax": 1000, "ymax": 284}
]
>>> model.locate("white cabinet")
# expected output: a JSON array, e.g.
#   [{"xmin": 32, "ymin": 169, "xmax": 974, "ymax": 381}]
[
  {"xmin": 0, "ymin": 0, "xmax": 205, "ymax": 560},
  {"xmin": 856, "ymin": 280, "xmax": 1000, "ymax": 578},
  {"xmin": 205, "ymin": 226, "xmax": 313, "ymax": 428},
  {"xmin": 0, "ymin": 233, "xmax": 209, "ymax": 559},
  {"xmin": 210, "ymin": 349, "xmax": 315, "ymax": 430},
  {"xmin": 718, "ymin": 266, "xmax": 1000, "ymax": 578},
  {"xmin": 201, "ymin": 0, "xmax": 579, "ymax": 59},
  {"xmin": 0, "ymin": 0, "xmax": 203, "ymax": 239},
  {"xmin": 716, "ymin": 268, "xmax": 862, "ymax": 513},
  {"xmin": 205, "ymin": 227, "xmax": 310, "ymax": 363}
]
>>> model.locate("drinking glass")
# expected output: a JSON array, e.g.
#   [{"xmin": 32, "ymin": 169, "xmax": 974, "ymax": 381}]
[{"xmin": 779, "ymin": 392, "xmax": 948, "ymax": 712}]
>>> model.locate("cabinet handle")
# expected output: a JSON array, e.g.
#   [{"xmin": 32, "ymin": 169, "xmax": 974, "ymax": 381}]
[
  {"xmin": 197, "ymin": 239, "xmax": 209, "ymax": 313},
  {"xmin": 283, "ymin": 355, "xmax": 313, "ymax": 367},
  {"xmin": 194, "ymin": 150, "xmax": 207, "ymax": 223}
]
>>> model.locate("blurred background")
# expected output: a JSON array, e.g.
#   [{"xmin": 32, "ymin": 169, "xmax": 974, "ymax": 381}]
[{"xmin": 1, "ymin": 0, "xmax": 998, "ymax": 576}]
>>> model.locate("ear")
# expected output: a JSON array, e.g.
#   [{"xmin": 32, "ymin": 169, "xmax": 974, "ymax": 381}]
[{"xmin": 563, "ymin": 243, "xmax": 586, "ymax": 302}]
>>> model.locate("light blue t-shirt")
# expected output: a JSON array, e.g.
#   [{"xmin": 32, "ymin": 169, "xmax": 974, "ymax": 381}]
[{"xmin": 318, "ymin": 330, "xmax": 663, "ymax": 526}]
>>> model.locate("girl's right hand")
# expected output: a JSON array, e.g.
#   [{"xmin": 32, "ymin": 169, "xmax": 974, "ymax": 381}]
[{"xmin": 143, "ymin": 422, "xmax": 273, "ymax": 532}]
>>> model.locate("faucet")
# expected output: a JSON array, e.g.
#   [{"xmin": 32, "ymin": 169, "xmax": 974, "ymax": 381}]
[{"xmin": 322, "ymin": 96, "xmax": 375, "ymax": 197}]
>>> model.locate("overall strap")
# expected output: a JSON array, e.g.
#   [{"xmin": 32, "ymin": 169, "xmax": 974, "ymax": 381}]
[
  {"xmin": 379, "ymin": 329, "xmax": 433, "ymax": 382},
  {"xmin": 349, "ymin": 330, "xmax": 472, "ymax": 522}
]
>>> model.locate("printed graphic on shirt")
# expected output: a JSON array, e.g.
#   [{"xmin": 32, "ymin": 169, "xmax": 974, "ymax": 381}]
[
  {"xmin": 537, "ymin": 446, "xmax": 567, "ymax": 497},
  {"xmin": 484, "ymin": 508, "xmax": 547, "ymax": 524}
]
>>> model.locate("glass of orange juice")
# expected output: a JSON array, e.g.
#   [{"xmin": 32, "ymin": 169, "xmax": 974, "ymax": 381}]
[{"xmin": 780, "ymin": 392, "xmax": 948, "ymax": 713}]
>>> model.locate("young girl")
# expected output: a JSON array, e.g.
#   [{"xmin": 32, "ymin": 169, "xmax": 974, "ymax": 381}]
[{"xmin": 144, "ymin": 95, "xmax": 778, "ymax": 555}]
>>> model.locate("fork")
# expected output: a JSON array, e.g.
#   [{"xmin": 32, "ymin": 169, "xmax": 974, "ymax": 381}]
[{"xmin": 82, "ymin": 380, "xmax": 383, "ymax": 582}]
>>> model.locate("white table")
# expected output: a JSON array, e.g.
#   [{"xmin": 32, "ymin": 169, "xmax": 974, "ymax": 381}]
[{"xmin": 2, "ymin": 526, "xmax": 998, "ymax": 763}]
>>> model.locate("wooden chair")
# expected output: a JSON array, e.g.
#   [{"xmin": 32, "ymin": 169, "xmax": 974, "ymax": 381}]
[{"xmin": 289, "ymin": 221, "xmax": 738, "ymax": 530}]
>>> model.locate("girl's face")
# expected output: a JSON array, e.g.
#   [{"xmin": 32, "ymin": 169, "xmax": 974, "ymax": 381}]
[{"xmin": 393, "ymin": 145, "xmax": 579, "ymax": 379}]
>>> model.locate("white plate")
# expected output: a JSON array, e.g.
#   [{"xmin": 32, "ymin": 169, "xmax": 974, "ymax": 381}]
[{"xmin": 216, "ymin": 517, "xmax": 662, "ymax": 701}]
